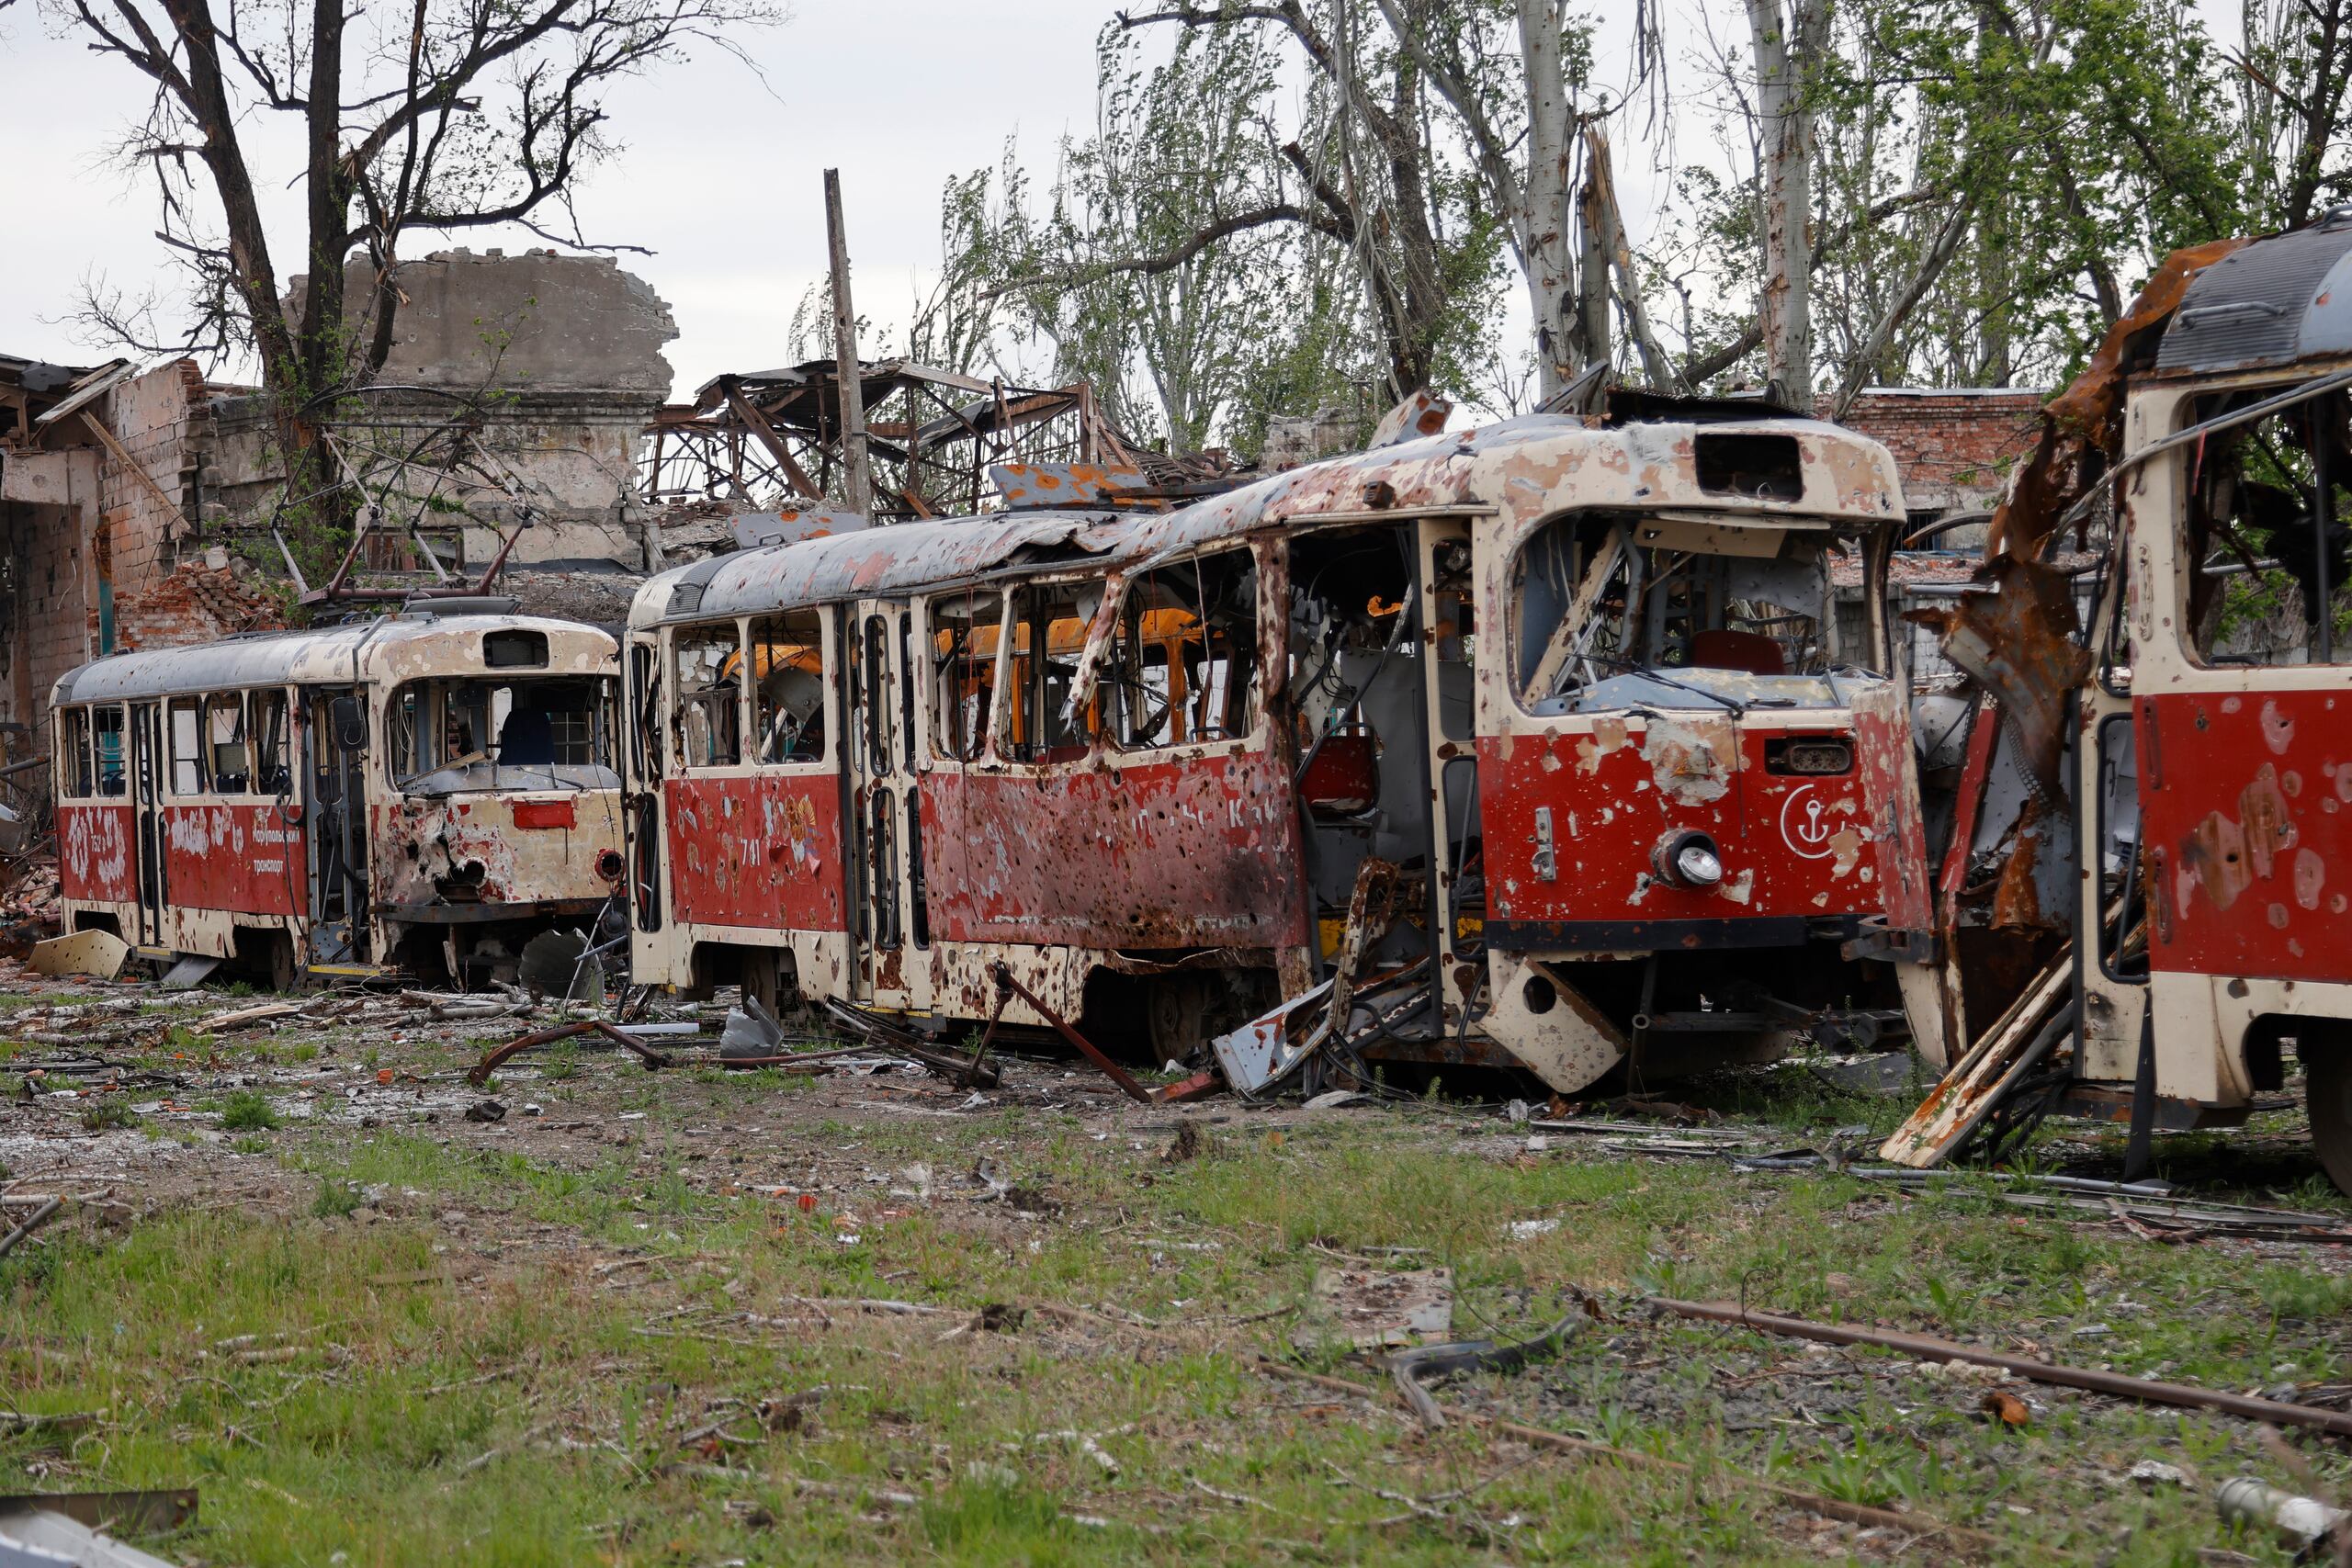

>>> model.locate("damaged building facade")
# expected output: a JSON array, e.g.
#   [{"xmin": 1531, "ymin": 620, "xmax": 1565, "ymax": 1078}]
[{"xmin": 0, "ymin": 250, "xmax": 681, "ymax": 759}]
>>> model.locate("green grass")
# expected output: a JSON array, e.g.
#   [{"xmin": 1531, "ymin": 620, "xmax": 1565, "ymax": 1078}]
[
  {"xmin": 218, "ymin": 1090, "xmax": 281, "ymax": 1132},
  {"xmin": 6, "ymin": 1042, "xmax": 2350, "ymax": 1564}
]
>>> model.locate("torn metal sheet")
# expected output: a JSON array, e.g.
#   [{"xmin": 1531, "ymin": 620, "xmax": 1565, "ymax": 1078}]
[
  {"xmin": 990, "ymin": 461, "xmax": 1150, "ymax": 510},
  {"xmin": 1907, "ymin": 556, "xmax": 2089, "ymax": 804},
  {"xmin": 1210, "ymin": 981, "xmax": 1336, "ymax": 1097},
  {"xmin": 0, "ymin": 1508, "xmax": 181, "ymax": 1568},
  {"xmin": 1880, "ymin": 956, "xmax": 2073, "ymax": 1168},
  {"xmin": 1369, "ymin": 389, "xmax": 1452, "ymax": 448},
  {"xmin": 730, "ymin": 508, "xmax": 867, "ymax": 550},
  {"xmin": 157, "ymin": 954, "xmax": 218, "ymax": 991},
  {"xmin": 28, "ymin": 931, "xmax": 128, "ymax": 981},
  {"xmin": 1981, "ymin": 237, "xmax": 2245, "ymax": 563}
]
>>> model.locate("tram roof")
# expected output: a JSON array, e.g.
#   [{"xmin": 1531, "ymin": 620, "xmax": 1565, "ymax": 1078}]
[
  {"xmin": 629, "ymin": 411, "xmax": 1904, "ymax": 629},
  {"xmin": 51, "ymin": 613, "xmax": 616, "ymax": 705}
]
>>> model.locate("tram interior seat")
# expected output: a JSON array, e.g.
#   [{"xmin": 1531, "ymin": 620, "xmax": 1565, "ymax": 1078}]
[{"xmin": 1688, "ymin": 629, "xmax": 1786, "ymax": 674}]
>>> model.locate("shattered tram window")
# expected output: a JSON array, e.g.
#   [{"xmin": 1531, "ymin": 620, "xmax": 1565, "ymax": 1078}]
[
  {"xmin": 673, "ymin": 620, "xmax": 744, "ymax": 768},
  {"xmin": 1512, "ymin": 510, "xmax": 1838, "ymax": 715},
  {"xmin": 252, "ymin": 690, "xmax": 290, "ymax": 795},
  {"xmin": 2182, "ymin": 384, "xmax": 2352, "ymax": 666},
  {"xmin": 1005, "ymin": 580, "xmax": 1100, "ymax": 764},
  {"xmin": 1104, "ymin": 549, "xmax": 1258, "ymax": 750},
  {"xmin": 205, "ymin": 692, "xmax": 249, "ymax": 795},
  {"xmin": 388, "ymin": 676, "xmax": 617, "ymax": 791},
  {"xmin": 930, "ymin": 589, "xmax": 1003, "ymax": 762},
  {"xmin": 57, "ymin": 707, "xmax": 91, "ymax": 799},
  {"xmin": 750, "ymin": 610, "xmax": 827, "ymax": 764},
  {"xmin": 92, "ymin": 705, "xmax": 126, "ymax": 795}
]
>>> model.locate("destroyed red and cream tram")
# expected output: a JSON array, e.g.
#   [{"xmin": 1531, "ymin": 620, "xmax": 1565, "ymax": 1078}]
[
  {"xmin": 621, "ymin": 400, "xmax": 1935, "ymax": 1094},
  {"xmin": 51, "ymin": 603, "xmax": 626, "ymax": 987}
]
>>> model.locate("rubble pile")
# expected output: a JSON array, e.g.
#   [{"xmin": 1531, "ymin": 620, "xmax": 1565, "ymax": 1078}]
[{"xmin": 0, "ymin": 853, "xmax": 60, "ymax": 960}]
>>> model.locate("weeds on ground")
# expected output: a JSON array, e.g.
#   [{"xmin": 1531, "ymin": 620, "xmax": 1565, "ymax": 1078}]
[{"xmin": 218, "ymin": 1090, "xmax": 279, "ymax": 1131}]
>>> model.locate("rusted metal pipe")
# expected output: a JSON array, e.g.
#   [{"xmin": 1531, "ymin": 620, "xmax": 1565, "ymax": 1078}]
[
  {"xmin": 987, "ymin": 961, "xmax": 1152, "ymax": 1103},
  {"xmin": 1649, "ymin": 1297, "xmax": 2352, "ymax": 1438},
  {"xmin": 467, "ymin": 1020, "xmax": 672, "ymax": 1086}
]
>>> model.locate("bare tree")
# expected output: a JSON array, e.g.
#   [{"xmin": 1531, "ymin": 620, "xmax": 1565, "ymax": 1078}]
[
  {"xmin": 1744, "ymin": 0, "xmax": 1825, "ymax": 409},
  {"xmin": 49, "ymin": 0, "xmax": 776, "ymax": 567}
]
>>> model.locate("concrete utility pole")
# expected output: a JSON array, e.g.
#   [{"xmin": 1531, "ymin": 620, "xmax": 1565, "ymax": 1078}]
[{"xmin": 822, "ymin": 168, "xmax": 875, "ymax": 519}]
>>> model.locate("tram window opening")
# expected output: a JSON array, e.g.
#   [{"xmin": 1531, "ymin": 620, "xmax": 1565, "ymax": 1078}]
[
  {"xmin": 862, "ymin": 615, "xmax": 891, "ymax": 773},
  {"xmin": 1006, "ymin": 581, "xmax": 1099, "ymax": 763},
  {"xmin": 167, "ymin": 697, "xmax": 205, "ymax": 795},
  {"xmin": 57, "ymin": 707, "xmax": 92, "ymax": 798},
  {"xmin": 92, "ymin": 706, "xmax": 126, "ymax": 796},
  {"xmin": 673, "ymin": 621, "xmax": 743, "ymax": 768},
  {"xmin": 906, "ymin": 789, "xmax": 929, "ymax": 948},
  {"xmin": 204, "ymin": 693, "xmax": 249, "ymax": 794},
  {"xmin": 1512, "ymin": 513, "xmax": 1838, "ymax": 712},
  {"xmin": 251, "ymin": 692, "xmax": 289, "ymax": 795},
  {"xmin": 1104, "ymin": 550, "xmax": 1259, "ymax": 750},
  {"xmin": 389, "ymin": 677, "xmax": 616, "ymax": 789},
  {"xmin": 389, "ymin": 687, "xmax": 424, "ymax": 781},
  {"xmin": 869, "ymin": 787, "xmax": 901, "ymax": 950},
  {"xmin": 2182, "ymin": 385, "xmax": 2352, "ymax": 666},
  {"xmin": 482, "ymin": 629, "xmax": 548, "ymax": 669},
  {"xmin": 930, "ymin": 589, "xmax": 1003, "ymax": 761},
  {"xmin": 749, "ymin": 611, "xmax": 827, "ymax": 764}
]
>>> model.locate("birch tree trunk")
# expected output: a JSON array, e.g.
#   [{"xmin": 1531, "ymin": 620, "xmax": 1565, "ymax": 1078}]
[
  {"xmin": 1517, "ymin": 0, "xmax": 1580, "ymax": 399},
  {"xmin": 1747, "ymin": 0, "xmax": 1822, "ymax": 411}
]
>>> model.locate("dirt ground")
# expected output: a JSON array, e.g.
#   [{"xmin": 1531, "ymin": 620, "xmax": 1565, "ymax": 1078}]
[{"xmin": 6, "ymin": 963, "xmax": 2352, "ymax": 1565}]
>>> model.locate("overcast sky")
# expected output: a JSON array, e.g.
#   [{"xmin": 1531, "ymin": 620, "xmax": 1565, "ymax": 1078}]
[
  {"xmin": 0, "ymin": 2, "xmax": 2245, "ymax": 405},
  {"xmin": 0, "ymin": 0, "xmax": 1117, "ymax": 396}
]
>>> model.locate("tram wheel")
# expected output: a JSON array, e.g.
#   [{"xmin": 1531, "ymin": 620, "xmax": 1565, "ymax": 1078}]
[{"xmin": 2302, "ymin": 1039, "xmax": 2352, "ymax": 1197}]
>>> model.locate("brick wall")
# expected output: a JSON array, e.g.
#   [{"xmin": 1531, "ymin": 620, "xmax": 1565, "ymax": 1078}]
[
  {"xmin": 94, "ymin": 359, "xmax": 204, "ymax": 606},
  {"xmin": 112, "ymin": 558, "xmax": 284, "ymax": 651},
  {"xmin": 1827, "ymin": 389, "xmax": 2046, "ymax": 514}
]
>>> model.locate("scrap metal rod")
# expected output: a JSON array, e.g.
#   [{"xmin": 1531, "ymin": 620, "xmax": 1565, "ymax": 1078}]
[
  {"xmin": 987, "ymin": 962, "xmax": 1152, "ymax": 1103},
  {"xmin": 1650, "ymin": 1297, "xmax": 2352, "ymax": 1438},
  {"xmin": 818, "ymin": 999, "xmax": 1001, "ymax": 1088},
  {"xmin": 468, "ymin": 1020, "xmax": 672, "ymax": 1087}
]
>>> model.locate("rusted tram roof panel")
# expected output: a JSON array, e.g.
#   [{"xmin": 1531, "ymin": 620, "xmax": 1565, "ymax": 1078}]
[
  {"xmin": 51, "ymin": 614, "xmax": 617, "ymax": 705},
  {"xmin": 631, "ymin": 513, "xmax": 1133, "ymax": 628},
  {"xmin": 633, "ymin": 410, "xmax": 1904, "ymax": 630}
]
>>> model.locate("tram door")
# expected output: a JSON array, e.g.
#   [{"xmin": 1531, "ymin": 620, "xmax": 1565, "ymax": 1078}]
[
  {"xmin": 305, "ymin": 687, "xmax": 372, "ymax": 965},
  {"xmin": 128, "ymin": 699, "xmax": 166, "ymax": 948},
  {"xmin": 844, "ymin": 599, "xmax": 931, "ymax": 1014}
]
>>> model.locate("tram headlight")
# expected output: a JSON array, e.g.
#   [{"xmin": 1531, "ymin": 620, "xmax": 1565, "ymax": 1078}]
[{"xmin": 1654, "ymin": 829, "xmax": 1724, "ymax": 890}]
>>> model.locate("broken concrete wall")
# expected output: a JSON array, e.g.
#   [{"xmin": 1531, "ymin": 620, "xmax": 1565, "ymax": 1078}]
[
  {"xmin": 1261, "ymin": 408, "xmax": 1361, "ymax": 470},
  {"xmin": 0, "ymin": 447, "xmax": 100, "ymax": 755},
  {"xmin": 276, "ymin": 249, "xmax": 677, "ymax": 577}
]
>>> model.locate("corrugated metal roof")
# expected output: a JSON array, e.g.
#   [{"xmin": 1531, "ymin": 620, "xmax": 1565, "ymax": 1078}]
[{"xmin": 2157, "ymin": 217, "xmax": 2352, "ymax": 374}]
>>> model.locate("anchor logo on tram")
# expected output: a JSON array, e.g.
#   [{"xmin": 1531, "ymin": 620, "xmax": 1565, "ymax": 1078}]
[{"xmin": 1781, "ymin": 785, "xmax": 1837, "ymax": 860}]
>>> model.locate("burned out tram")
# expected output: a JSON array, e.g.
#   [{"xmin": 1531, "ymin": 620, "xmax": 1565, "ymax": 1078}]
[
  {"xmin": 51, "ymin": 604, "xmax": 627, "ymax": 987},
  {"xmin": 623, "ymin": 399, "xmax": 1936, "ymax": 1094},
  {"xmin": 2062, "ymin": 220, "xmax": 2352, "ymax": 1190}
]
